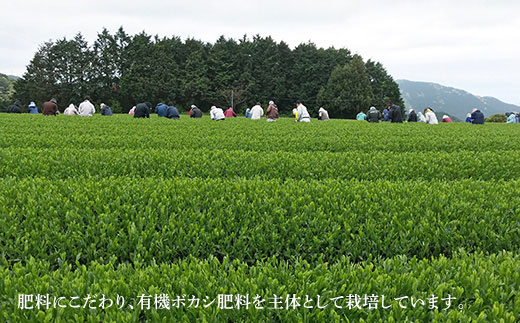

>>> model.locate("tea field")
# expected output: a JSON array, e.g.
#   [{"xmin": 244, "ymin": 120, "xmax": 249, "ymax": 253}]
[{"xmin": 0, "ymin": 114, "xmax": 519, "ymax": 322}]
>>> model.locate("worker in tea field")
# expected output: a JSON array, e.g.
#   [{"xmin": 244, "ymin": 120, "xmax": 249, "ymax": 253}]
[
  {"xmin": 224, "ymin": 107, "xmax": 237, "ymax": 118},
  {"xmin": 417, "ymin": 111, "xmax": 426, "ymax": 122},
  {"xmin": 64, "ymin": 103, "xmax": 79, "ymax": 115},
  {"xmin": 166, "ymin": 103, "xmax": 180, "ymax": 119},
  {"xmin": 155, "ymin": 102, "xmax": 168, "ymax": 117},
  {"xmin": 442, "ymin": 115, "xmax": 453, "ymax": 123},
  {"xmin": 407, "ymin": 109, "xmax": 417, "ymax": 122},
  {"xmin": 42, "ymin": 98, "xmax": 59, "ymax": 116},
  {"xmin": 100, "ymin": 103, "xmax": 113, "ymax": 116},
  {"xmin": 266, "ymin": 101, "xmax": 279, "ymax": 122},
  {"xmin": 318, "ymin": 107, "xmax": 330, "ymax": 121},
  {"xmin": 27, "ymin": 102, "xmax": 39, "ymax": 114},
  {"xmin": 424, "ymin": 108, "xmax": 438, "ymax": 124},
  {"xmin": 250, "ymin": 102, "xmax": 264, "ymax": 120},
  {"xmin": 382, "ymin": 107, "xmax": 390, "ymax": 121},
  {"xmin": 506, "ymin": 112, "xmax": 519, "ymax": 124},
  {"xmin": 388, "ymin": 104, "xmax": 403, "ymax": 123},
  {"xmin": 471, "ymin": 108, "xmax": 485, "ymax": 124},
  {"xmin": 7, "ymin": 100, "xmax": 22, "ymax": 113},
  {"xmin": 356, "ymin": 111, "xmax": 367, "ymax": 120},
  {"xmin": 78, "ymin": 97, "xmax": 96, "ymax": 117},
  {"xmin": 245, "ymin": 108, "xmax": 252, "ymax": 118},
  {"xmin": 134, "ymin": 102, "xmax": 151, "ymax": 118},
  {"xmin": 366, "ymin": 106, "xmax": 381, "ymax": 123},
  {"xmin": 189, "ymin": 105, "xmax": 202, "ymax": 118},
  {"xmin": 296, "ymin": 100, "xmax": 311, "ymax": 122},
  {"xmin": 210, "ymin": 106, "xmax": 225, "ymax": 120}
]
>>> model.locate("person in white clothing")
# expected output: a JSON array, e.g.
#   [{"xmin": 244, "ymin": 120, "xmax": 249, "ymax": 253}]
[
  {"xmin": 250, "ymin": 102, "xmax": 264, "ymax": 120},
  {"xmin": 210, "ymin": 106, "xmax": 225, "ymax": 120},
  {"xmin": 78, "ymin": 97, "xmax": 96, "ymax": 117},
  {"xmin": 296, "ymin": 100, "xmax": 311, "ymax": 122},
  {"xmin": 63, "ymin": 104, "xmax": 79, "ymax": 116},
  {"xmin": 417, "ymin": 112, "xmax": 426, "ymax": 123},
  {"xmin": 318, "ymin": 107, "xmax": 329, "ymax": 121},
  {"xmin": 424, "ymin": 108, "xmax": 438, "ymax": 125}
]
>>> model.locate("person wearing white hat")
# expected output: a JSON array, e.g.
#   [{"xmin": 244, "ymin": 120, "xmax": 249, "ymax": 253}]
[
  {"xmin": 366, "ymin": 106, "xmax": 381, "ymax": 123},
  {"xmin": 189, "ymin": 105, "xmax": 202, "ymax": 118},
  {"xmin": 442, "ymin": 115, "xmax": 453, "ymax": 123},
  {"xmin": 27, "ymin": 101, "xmax": 39, "ymax": 114},
  {"xmin": 266, "ymin": 100, "xmax": 278, "ymax": 122},
  {"xmin": 64, "ymin": 103, "xmax": 79, "ymax": 116},
  {"xmin": 210, "ymin": 106, "xmax": 225, "ymax": 121},
  {"xmin": 318, "ymin": 107, "xmax": 329, "ymax": 121}
]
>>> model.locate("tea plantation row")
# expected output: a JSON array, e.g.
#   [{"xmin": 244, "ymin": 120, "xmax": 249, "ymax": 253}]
[
  {"xmin": 1, "ymin": 252, "xmax": 518, "ymax": 322},
  {"xmin": 1, "ymin": 177, "xmax": 518, "ymax": 267},
  {"xmin": 0, "ymin": 115, "xmax": 518, "ymax": 153},
  {"xmin": 1, "ymin": 148, "xmax": 520, "ymax": 181}
]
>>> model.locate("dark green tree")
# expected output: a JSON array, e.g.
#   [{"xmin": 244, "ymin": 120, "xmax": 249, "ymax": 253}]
[
  {"xmin": 366, "ymin": 60, "xmax": 404, "ymax": 110},
  {"xmin": 13, "ymin": 41, "xmax": 56, "ymax": 108},
  {"xmin": 12, "ymin": 29, "xmax": 403, "ymax": 117},
  {"xmin": 180, "ymin": 39, "xmax": 211, "ymax": 110},
  {"xmin": 91, "ymin": 27, "xmax": 130, "ymax": 111},
  {"xmin": 318, "ymin": 54, "xmax": 375, "ymax": 118}
]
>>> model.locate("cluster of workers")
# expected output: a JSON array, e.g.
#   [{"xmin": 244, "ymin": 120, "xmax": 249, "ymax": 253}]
[
  {"xmin": 6, "ymin": 98, "xmax": 520, "ymax": 124},
  {"xmin": 6, "ymin": 98, "xmax": 112, "ymax": 117}
]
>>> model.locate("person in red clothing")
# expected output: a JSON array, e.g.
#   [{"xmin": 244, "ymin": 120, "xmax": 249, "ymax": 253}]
[
  {"xmin": 442, "ymin": 115, "xmax": 453, "ymax": 123},
  {"xmin": 224, "ymin": 107, "xmax": 237, "ymax": 118}
]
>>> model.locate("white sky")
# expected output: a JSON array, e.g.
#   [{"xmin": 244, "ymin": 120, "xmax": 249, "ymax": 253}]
[{"xmin": 1, "ymin": 0, "xmax": 519, "ymax": 104}]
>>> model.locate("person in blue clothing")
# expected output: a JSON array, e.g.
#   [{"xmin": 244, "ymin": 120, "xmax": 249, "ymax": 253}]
[
  {"xmin": 245, "ymin": 108, "xmax": 252, "ymax": 118},
  {"xmin": 506, "ymin": 112, "xmax": 519, "ymax": 124},
  {"xmin": 100, "ymin": 103, "xmax": 113, "ymax": 116},
  {"xmin": 465, "ymin": 113, "xmax": 472, "ymax": 123},
  {"xmin": 166, "ymin": 102, "xmax": 180, "ymax": 119},
  {"xmin": 27, "ymin": 101, "xmax": 39, "ymax": 114},
  {"xmin": 382, "ymin": 107, "xmax": 390, "ymax": 121},
  {"xmin": 155, "ymin": 102, "xmax": 168, "ymax": 117},
  {"xmin": 471, "ymin": 108, "xmax": 485, "ymax": 124}
]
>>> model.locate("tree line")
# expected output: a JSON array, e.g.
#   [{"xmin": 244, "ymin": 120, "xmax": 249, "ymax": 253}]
[{"xmin": 10, "ymin": 27, "xmax": 404, "ymax": 118}]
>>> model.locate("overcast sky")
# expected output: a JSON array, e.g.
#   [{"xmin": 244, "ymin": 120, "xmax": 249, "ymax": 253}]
[{"xmin": 1, "ymin": 0, "xmax": 519, "ymax": 104}]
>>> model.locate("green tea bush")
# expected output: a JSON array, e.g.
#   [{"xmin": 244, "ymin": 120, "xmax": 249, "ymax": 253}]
[
  {"xmin": 485, "ymin": 114, "xmax": 507, "ymax": 123},
  {"xmin": 1, "ymin": 252, "xmax": 519, "ymax": 322},
  {"xmin": 1, "ymin": 177, "xmax": 518, "ymax": 267},
  {"xmin": 1, "ymin": 148, "xmax": 520, "ymax": 181}
]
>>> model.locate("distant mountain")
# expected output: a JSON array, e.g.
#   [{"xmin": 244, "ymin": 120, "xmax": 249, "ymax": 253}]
[
  {"xmin": 7, "ymin": 75, "xmax": 20, "ymax": 81},
  {"xmin": 397, "ymin": 80, "xmax": 519, "ymax": 120}
]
